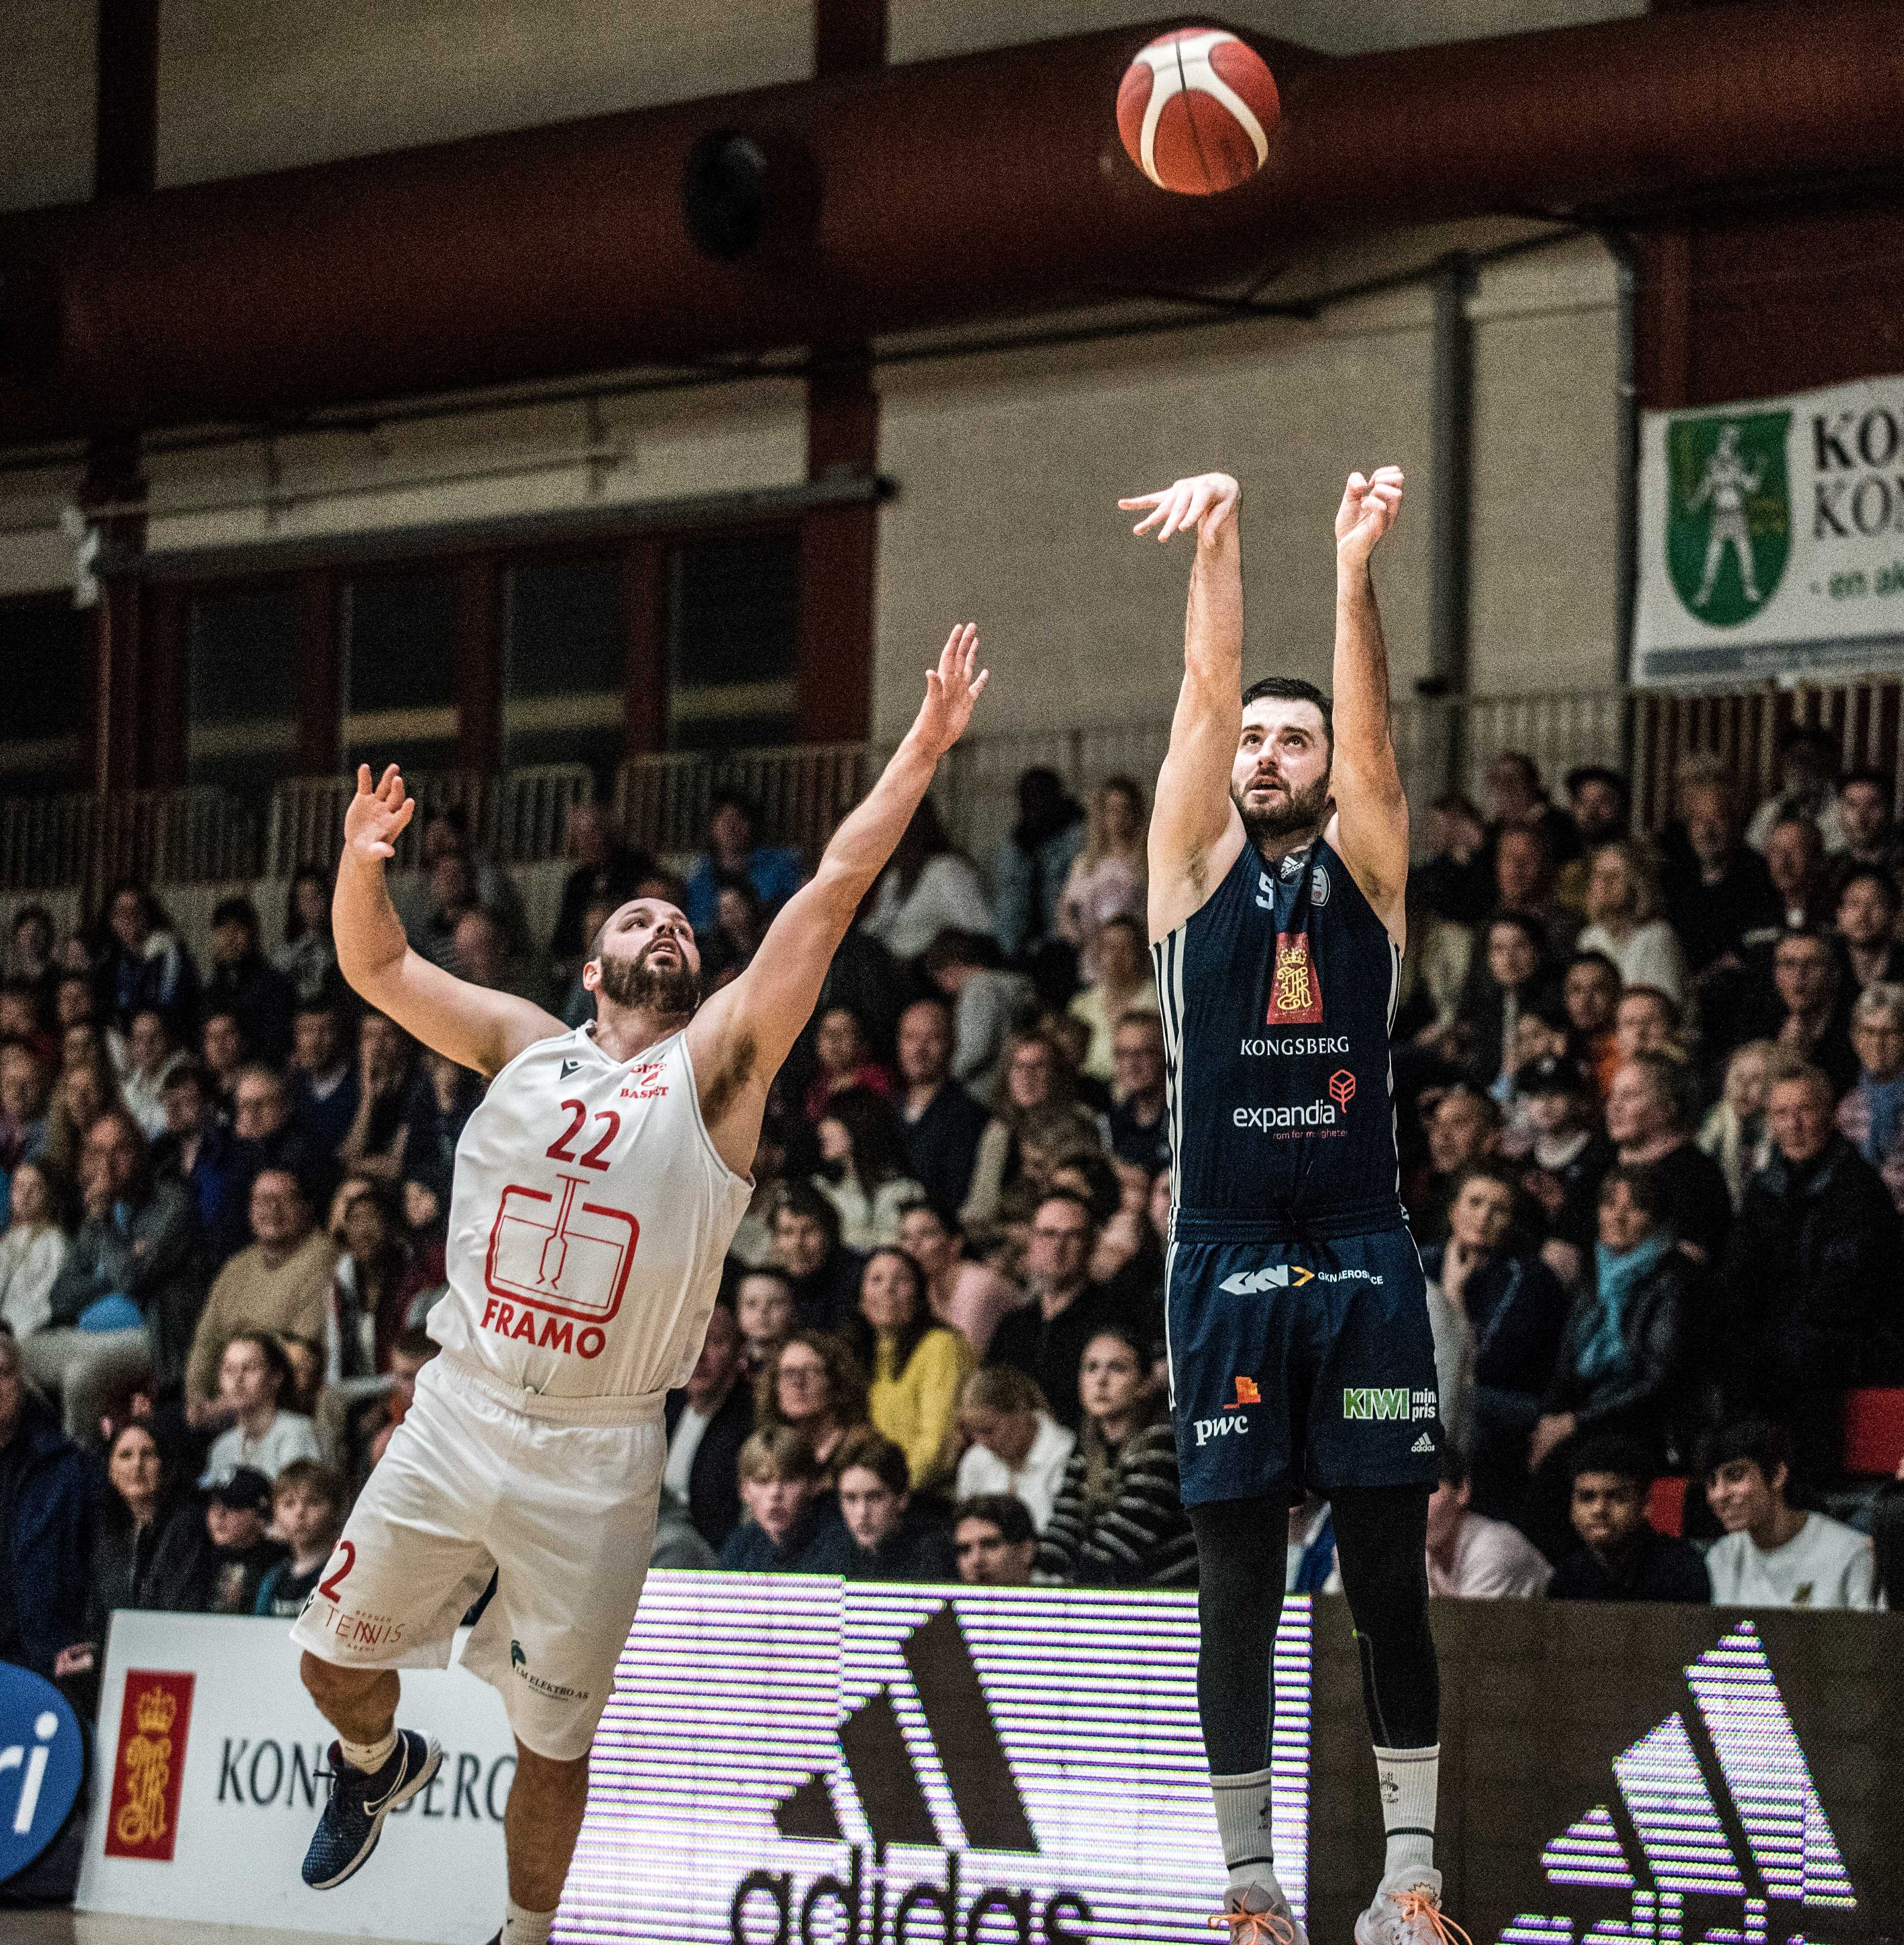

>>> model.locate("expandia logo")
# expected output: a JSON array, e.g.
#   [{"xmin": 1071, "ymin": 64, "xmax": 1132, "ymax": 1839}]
[{"xmin": 1498, "ymin": 1622, "xmax": 1857, "ymax": 1945}]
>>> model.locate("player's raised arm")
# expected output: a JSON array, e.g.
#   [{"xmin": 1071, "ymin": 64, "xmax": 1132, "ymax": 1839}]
[
  {"xmin": 1121, "ymin": 472, "xmax": 1248, "ymax": 939},
  {"xmin": 688, "ymin": 625, "xmax": 989, "ymax": 1165},
  {"xmin": 1327, "ymin": 466, "xmax": 1411, "ymax": 944},
  {"xmin": 333, "ymin": 764, "xmax": 565, "ymax": 1078}
]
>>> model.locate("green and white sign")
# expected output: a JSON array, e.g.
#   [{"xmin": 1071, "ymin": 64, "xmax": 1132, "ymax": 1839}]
[{"xmin": 1635, "ymin": 374, "xmax": 1904, "ymax": 685}]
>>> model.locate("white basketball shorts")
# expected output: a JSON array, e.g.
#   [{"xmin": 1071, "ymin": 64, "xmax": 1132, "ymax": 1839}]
[{"xmin": 289, "ymin": 1352, "xmax": 664, "ymax": 1760}]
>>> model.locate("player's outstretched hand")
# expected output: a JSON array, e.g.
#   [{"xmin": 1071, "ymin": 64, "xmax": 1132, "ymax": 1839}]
[
  {"xmin": 1118, "ymin": 472, "xmax": 1239, "ymax": 546},
  {"xmin": 910, "ymin": 624, "xmax": 990, "ymax": 759},
  {"xmin": 343, "ymin": 762, "xmax": 415, "ymax": 862},
  {"xmin": 1336, "ymin": 466, "xmax": 1404, "ymax": 572}
]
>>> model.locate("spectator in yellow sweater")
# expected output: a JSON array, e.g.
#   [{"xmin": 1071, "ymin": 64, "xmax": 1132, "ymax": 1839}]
[{"xmin": 853, "ymin": 1247, "xmax": 974, "ymax": 1491}]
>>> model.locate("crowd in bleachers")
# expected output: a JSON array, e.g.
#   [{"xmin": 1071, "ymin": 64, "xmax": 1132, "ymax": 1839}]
[{"xmin": 4, "ymin": 735, "xmax": 1902, "ymax": 1722}]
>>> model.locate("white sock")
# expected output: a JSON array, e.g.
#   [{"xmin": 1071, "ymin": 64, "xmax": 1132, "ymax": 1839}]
[
  {"xmin": 502, "ymin": 1900, "xmax": 557, "ymax": 1945},
  {"xmin": 1373, "ymin": 1743, "xmax": 1438, "ymax": 1884},
  {"xmin": 1211, "ymin": 1766, "xmax": 1280, "ymax": 1900},
  {"xmin": 338, "ymin": 1727, "xmax": 398, "ymax": 1774}
]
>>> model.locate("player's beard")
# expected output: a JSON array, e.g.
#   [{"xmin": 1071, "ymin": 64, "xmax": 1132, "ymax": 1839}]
[
  {"xmin": 595, "ymin": 940, "xmax": 701, "ymax": 1018},
  {"xmin": 1234, "ymin": 768, "xmax": 1332, "ymax": 851}
]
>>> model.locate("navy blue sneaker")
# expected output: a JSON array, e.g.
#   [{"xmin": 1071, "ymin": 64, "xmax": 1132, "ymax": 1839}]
[{"xmin": 301, "ymin": 1730, "xmax": 442, "ymax": 1889}]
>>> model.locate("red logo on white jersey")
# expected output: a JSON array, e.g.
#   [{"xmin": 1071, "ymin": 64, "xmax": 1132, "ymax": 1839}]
[{"xmin": 484, "ymin": 1172, "xmax": 639, "ymax": 1325}]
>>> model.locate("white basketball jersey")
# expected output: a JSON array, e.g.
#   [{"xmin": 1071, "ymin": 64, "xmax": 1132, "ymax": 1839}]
[{"xmin": 427, "ymin": 1024, "xmax": 753, "ymax": 1402}]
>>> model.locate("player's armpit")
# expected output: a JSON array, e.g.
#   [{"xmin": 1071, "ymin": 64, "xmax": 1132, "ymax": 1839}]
[{"xmin": 347, "ymin": 947, "xmax": 565, "ymax": 1079}]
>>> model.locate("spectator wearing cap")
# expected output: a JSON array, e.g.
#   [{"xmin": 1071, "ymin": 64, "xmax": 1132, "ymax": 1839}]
[
  {"xmin": 772, "ymin": 1181, "xmax": 866, "ymax": 1332},
  {"xmin": 894, "ymin": 997, "xmax": 990, "ymax": 1218},
  {"xmin": 1743, "ymin": 931, "xmax": 1857, "ymax": 1097},
  {"xmin": 1546, "ymin": 1435, "xmax": 1710, "ymax": 1601},
  {"xmin": 1604, "ymin": 1054, "xmax": 1732, "ymax": 1264},
  {"xmin": 1834, "ymin": 866, "xmax": 1904, "ymax": 995},
  {"xmin": 1720, "ymin": 1064, "xmax": 1902, "ymax": 1483},
  {"xmin": 1577, "ymin": 842, "xmax": 1688, "ymax": 1009},
  {"xmin": 1837, "ymin": 983, "xmax": 1904, "ymax": 1209},
  {"xmin": 1700, "ymin": 1419, "xmax": 1875, "ymax": 1609},
  {"xmin": 1830, "ymin": 768, "xmax": 1903, "ymax": 888},
  {"xmin": 835, "ymin": 1430, "xmax": 956, "ymax": 1580},
  {"xmin": 718, "ymin": 1426, "xmax": 856, "ymax": 1572},
  {"xmin": 954, "ymin": 1365, "xmax": 1075, "ymax": 1530},
  {"xmin": 184, "ymin": 1168, "xmax": 338, "ymax": 1427},
  {"xmin": 663, "ymin": 1303, "xmax": 753, "ymax": 1552},
  {"xmin": 203, "ymin": 895, "xmax": 297, "ymax": 1066},
  {"xmin": 1661, "ymin": 773, "xmax": 1781, "ymax": 981},
  {"xmin": 32, "ymin": 1108, "xmax": 202, "ymax": 1447},
  {"xmin": 683, "ymin": 793, "xmax": 803, "ymax": 936},
  {"xmin": 1516, "ymin": 1054, "xmax": 1613, "ymax": 1283},
  {"xmin": 148, "ymin": 1464, "xmax": 286, "ymax": 1615},
  {"xmin": 953, "ymin": 1493, "xmax": 1040, "ymax": 1586},
  {"xmin": 1424, "ymin": 1447, "xmax": 1552, "ymax": 1597},
  {"xmin": 198, "ymin": 1328, "xmax": 323, "ymax": 1485}
]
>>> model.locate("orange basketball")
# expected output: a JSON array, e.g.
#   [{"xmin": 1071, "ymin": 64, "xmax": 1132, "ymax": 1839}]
[{"xmin": 1117, "ymin": 28, "xmax": 1280, "ymax": 195}]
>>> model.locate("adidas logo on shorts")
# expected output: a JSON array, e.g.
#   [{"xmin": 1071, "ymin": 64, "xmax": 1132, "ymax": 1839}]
[{"xmin": 1411, "ymin": 1433, "xmax": 1436, "ymax": 1454}]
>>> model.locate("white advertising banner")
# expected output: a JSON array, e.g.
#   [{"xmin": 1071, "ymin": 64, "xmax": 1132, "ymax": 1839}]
[
  {"xmin": 1633, "ymin": 373, "xmax": 1904, "ymax": 686},
  {"xmin": 78, "ymin": 1580, "xmax": 1315, "ymax": 1945}
]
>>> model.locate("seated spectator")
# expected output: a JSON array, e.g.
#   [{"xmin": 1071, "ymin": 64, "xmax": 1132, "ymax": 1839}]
[
  {"xmin": 954, "ymin": 1365, "xmax": 1075, "ymax": 1530},
  {"xmin": 148, "ymin": 1465, "xmax": 285, "ymax": 1615},
  {"xmin": 358, "ymin": 1327, "xmax": 438, "ymax": 1472},
  {"xmin": 1604, "ymin": 1055, "xmax": 1732, "ymax": 1263},
  {"xmin": 1720, "ymin": 1065, "xmax": 1901, "ymax": 1482},
  {"xmin": 561, "ymin": 895, "xmax": 620, "ymax": 1026},
  {"xmin": 1458, "ymin": 914, "xmax": 1560, "ymax": 1093},
  {"xmin": 288, "ymin": 999, "xmax": 358, "ymax": 1178},
  {"xmin": 1834, "ymin": 866, "xmax": 1904, "ymax": 992},
  {"xmin": 1612, "ymin": 983, "xmax": 1682, "ymax": 1061},
  {"xmin": 863, "ymin": 796, "xmax": 994, "ymax": 964},
  {"xmin": 278, "ymin": 864, "xmax": 343, "ymax": 1008},
  {"xmin": 717, "ymin": 1427, "xmax": 855, "ymax": 1572},
  {"xmin": 1700, "ymin": 1419, "xmax": 1876, "ymax": 1609},
  {"xmin": 200, "ymin": 1008, "xmax": 246, "ymax": 1106},
  {"xmin": 1874, "ymin": 1462, "xmax": 1904, "ymax": 1613},
  {"xmin": 42, "ymin": 1044, "xmax": 123, "ymax": 1185},
  {"xmin": 754, "ymin": 1329, "xmax": 870, "ymax": 1480},
  {"xmin": 1424, "ymin": 1447, "xmax": 1552, "ymax": 1597},
  {"xmin": 898, "ymin": 1201, "xmax": 1020, "ymax": 1359},
  {"xmin": 327, "ymin": 1176, "xmax": 413, "ymax": 1379},
  {"xmin": 988, "ymin": 1192, "xmax": 1132, "ymax": 1431},
  {"xmin": 734, "ymin": 1265, "xmax": 796, "ymax": 1381},
  {"xmin": 185, "ymin": 1168, "xmax": 339, "ymax": 1428},
  {"xmin": 400, "ymin": 1048, "xmax": 484, "ymax": 1219},
  {"xmin": 1745, "ymin": 728, "xmax": 1846, "ymax": 855},
  {"xmin": 1486, "ymin": 751, "xmax": 1581, "ymax": 873},
  {"xmin": 1577, "ymin": 842, "xmax": 1688, "ymax": 1007},
  {"xmin": 549, "ymin": 806, "xmax": 648, "ymax": 983},
  {"xmin": 772, "ymin": 1182, "xmax": 865, "ymax": 1330},
  {"xmin": 894, "ymin": 997, "xmax": 989, "ymax": 1218},
  {"xmin": 1562, "ymin": 950, "xmax": 1622, "ymax": 1098},
  {"xmin": 1524, "ymin": 1167, "xmax": 1697, "ymax": 1555},
  {"xmin": 1410, "ymin": 1084, "xmax": 1502, "ymax": 1245},
  {"xmin": 1067, "ymin": 917, "xmax": 1160, "ymax": 1085},
  {"xmin": 199, "ymin": 1329, "xmax": 323, "ymax": 1484},
  {"xmin": 1493, "ymin": 824, "xmax": 1579, "ymax": 960},
  {"xmin": 204, "ymin": 896, "xmax": 296, "ymax": 1065},
  {"xmin": 337, "ymin": 1012, "xmax": 415, "ymax": 1187},
  {"xmin": 253, "ymin": 1459, "xmax": 348, "ymax": 1618},
  {"xmin": 412, "ymin": 851, "xmax": 482, "ymax": 972},
  {"xmin": 663, "ymin": 1303, "xmax": 752, "ymax": 1553},
  {"xmin": 1560, "ymin": 767, "xmax": 1631, "ymax": 885},
  {"xmin": 684, "ymin": 793, "xmax": 803, "ymax": 936},
  {"xmin": 1546, "ymin": 1434, "xmax": 1710, "ymax": 1602},
  {"xmin": 1837, "ymin": 983, "xmax": 1904, "ymax": 1209},
  {"xmin": 450, "ymin": 906, "xmax": 527, "ymax": 996},
  {"xmin": 1106, "ymin": 1012, "xmax": 1171, "ymax": 1176},
  {"xmin": 8, "ymin": 905, "xmax": 58, "ymax": 1006},
  {"xmin": 231, "ymin": 1062, "xmax": 312, "ymax": 1213},
  {"xmin": 120, "ymin": 1007, "xmax": 184, "ymax": 1139},
  {"xmin": 1745, "ymin": 930, "xmax": 1856, "ymax": 1096},
  {"xmin": 1415, "ymin": 793, "xmax": 1490, "ymax": 926},
  {"xmin": 0, "ymin": 977, "xmax": 52, "ymax": 1072},
  {"xmin": 1040, "ymin": 1008, "xmax": 1112, "ymax": 1118},
  {"xmin": 32, "ymin": 1109, "xmax": 200, "ymax": 1446},
  {"xmin": 1055, "ymin": 778, "xmax": 1147, "ymax": 978},
  {"xmin": 993, "ymin": 767, "xmax": 1086, "ymax": 968},
  {"xmin": 0, "ymin": 1158, "xmax": 68, "ymax": 1342},
  {"xmin": 94, "ymin": 881, "xmax": 199, "ymax": 1040},
  {"xmin": 401, "ymin": 805, "xmax": 531, "ymax": 957},
  {"xmin": 853, "ymin": 1248, "xmax": 973, "ymax": 1490},
  {"xmin": 962, "ymin": 1031, "xmax": 1090, "ymax": 1232},
  {"xmin": 1698, "ymin": 1040, "xmax": 1784, "ymax": 1209},
  {"xmin": 1421, "ymin": 1162, "xmax": 1568, "ymax": 1523},
  {"xmin": 0, "ymin": 1039, "xmax": 50, "ymax": 1214},
  {"xmin": 86, "ymin": 1418, "xmax": 177, "ymax": 1640},
  {"xmin": 953, "ymin": 1493, "xmax": 1040, "ymax": 1586},
  {"xmin": 813, "ymin": 1090, "xmax": 925, "ymax": 1251},
  {"xmin": 922, "ymin": 931, "xmax": 1040, "ymax": 1105},
  {"xmin": 1761, "ymin": 813, "xmax": 1834, "ymax": 933},
  {"xmin": 1037, "ymin": 1324, "xmax": 1193, "ymax": 1587},
  {"xmin": 53, "ymin": 969, "xmax": 126, "ymax": 1075},
  {"xmin": 1661, "ymin": 773, "xmax": 1779, "ymax": 980},
  {"xmin": 1832, "ymin": 767, "xmax": 1902, "ymax": 883},
  {"xmin": 0, "ymin": 1327, "xmax": 97, "ymax": 1685},
  {"xmin": 1517, "ymin": 1055, "xmax": 1612, "ymax": 1279},
  {"xmin": 835, "ymin": 1430, "xmax": 956, "ymax": 1580},
  {"xmin": 803, "ymin": 1005, "xmax": 893, "ymax": 1124}
]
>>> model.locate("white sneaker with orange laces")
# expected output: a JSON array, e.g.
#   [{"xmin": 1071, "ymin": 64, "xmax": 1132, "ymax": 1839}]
[
  {"xmin": 1353, "ymin": 1872, "xmax": 1470, "ymax": 1945},
  {"xmin": 1210, "ymin": 1877, "xmax": 1310, "ymax": 1945}
]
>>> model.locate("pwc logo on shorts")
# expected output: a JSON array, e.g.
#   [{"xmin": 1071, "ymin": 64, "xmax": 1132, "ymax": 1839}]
[
  {"xmin": 1194, "ymin": 1374, "xmax": 1262, "ymax": 1446},
  {"xmin": 1233, "ymin": 1070, "xmax": 1355, "ymax": 1138}
]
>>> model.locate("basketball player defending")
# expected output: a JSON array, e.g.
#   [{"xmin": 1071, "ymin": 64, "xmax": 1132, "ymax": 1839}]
[
  {"xmin": 289, "ymin": 629, "xmax": 988, "ymax": 1945},
  {"xmin": 1119, "ymin": 469, "xmax": 1457, "ymax": 1945}
]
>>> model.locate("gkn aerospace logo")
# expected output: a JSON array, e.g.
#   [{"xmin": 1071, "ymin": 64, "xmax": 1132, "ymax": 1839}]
[{"xmin": 1498, "ymin": 1622, "xmax": 1860, "ymax": 1945}]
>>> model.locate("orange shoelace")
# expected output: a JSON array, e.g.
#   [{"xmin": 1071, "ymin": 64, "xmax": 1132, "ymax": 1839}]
[
  {"xmin": 1208, "ymin": 1908, "xmax": 1297, "ymax": 1945},
  {"xmin": 1392, "ymin": 1891, "xmax": 1473, "ymax": 1945}
]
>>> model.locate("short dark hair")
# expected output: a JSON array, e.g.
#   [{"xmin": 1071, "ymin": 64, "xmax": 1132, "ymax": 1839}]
[
  {"xmin": 1697, "ymin": 1417, "xmax": 1795, "ymax": 1487},
  {"xmin": 834, "ymin": 1428, "xmax": 910, "ymax": 1497},
  {"xmin": 775, "ymin": 1179, "xmax": 842, "ymax": 1243},
  {"xmin": 1838, "ymin": 865, "xmax": 1899, "ymax": 910},
  {"xmin": 954, "ymin": 1493, "xmax": 1036, "ymax": 1547},
  {"xmin": 159, "ymin": 1059, "xmax": 211, "ymax": 1097},
  {"xmin": 1842, "ymin": 766, "xmax": 1893, "ymax": 803},
  {"xmin": 210, "ymin": 896, "xmax": 261, "ymax": 936},
  {"xmin": 1565, "ymin": 949, "xmax": 1621, "ymax": 983},
  {"xmin": 1597, "ymin": 1162, "xmax": 1670, "ymax": 1227},
  {"xmin": 1568, "ymin": 1431, "xmax": 1656, "ymax": 1489},
  {"xmin": 1033, "ymin": 1188, "xmax": 1097, "ymax": 1233},
  {"xmin": 1565, "ymin": 766, "xmax": 1629, "ymax": 804},
  {"xmin": 1240, "ymin": 675, "xmax": 1332, "ymax": 751},
  {"xmin": 393, "ymin": 1326, "xmax": 437, "ymax": 1362}
]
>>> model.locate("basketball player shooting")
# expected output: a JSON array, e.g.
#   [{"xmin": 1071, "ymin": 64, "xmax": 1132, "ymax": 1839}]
[
  {"xmin": 1120, "ymin": 468, "xmax": 1459, "ymax": 1945},
  {"xmin": 289, "ymin": 628, "xmax": 988, "ymax": 1945}
]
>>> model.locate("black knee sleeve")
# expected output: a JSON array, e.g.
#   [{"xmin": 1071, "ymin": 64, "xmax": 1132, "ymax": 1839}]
[
  {"xmin": 1331, "ymin": 1484, "xmax": 1440, "ymax": 1750},
  {"xmin": 1188, "ymin": 1496, "xmax": 1288, "ymax": 1775}
]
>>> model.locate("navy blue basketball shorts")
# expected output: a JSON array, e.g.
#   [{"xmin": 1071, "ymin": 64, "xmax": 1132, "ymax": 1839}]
[{"xmin": 1166, "ymin": 1224, "xmax": 1444, "ymax": 1506}]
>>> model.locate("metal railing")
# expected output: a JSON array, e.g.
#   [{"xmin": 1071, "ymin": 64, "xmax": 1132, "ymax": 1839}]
[
  {"xmin": 613, "ymin": 744, "xmax": 870, "ymax": 861},
  {"xmin": 0, "ymin": 789, "xmax": 259, "ymax": 901}
]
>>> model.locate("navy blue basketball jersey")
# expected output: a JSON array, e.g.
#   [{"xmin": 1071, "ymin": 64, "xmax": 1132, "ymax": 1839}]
[{"xmin": 1152, "ymin": 833, "xmax": 1404, "ymax": 1234}]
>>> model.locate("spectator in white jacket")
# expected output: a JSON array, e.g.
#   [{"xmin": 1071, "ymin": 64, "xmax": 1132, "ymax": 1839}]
[
  {"xmin": 862, "ymin": 798, "xmax": 994, "ymax": 964},
  {"xmin": 0, "ymin": 1159, "xmax": 68, "ymax": 1341},
  {"xmin": 811, "ymin": 1090, "xmax": 926, "ymax": 1252},
  {"xmin": 954, "ymin": 1364, "xmax": 1075, "ymax": 1532},
  {"xmin": 1700, "ymin": 1419, "xmax": 1877, "ymax": 1610}
]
